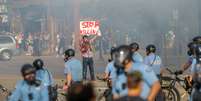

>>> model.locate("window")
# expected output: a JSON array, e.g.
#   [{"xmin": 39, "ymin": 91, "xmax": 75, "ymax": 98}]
[{"xmin": 0, "ymin": 36, "xmax": 13, "ymax": 44}]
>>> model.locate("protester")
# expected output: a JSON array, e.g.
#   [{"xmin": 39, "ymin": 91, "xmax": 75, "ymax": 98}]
[{"xmin": 80, "ymin": 35, "xmax": 97, "ymax": 81}]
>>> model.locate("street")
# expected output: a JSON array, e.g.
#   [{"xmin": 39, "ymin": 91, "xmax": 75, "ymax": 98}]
[
  {"xmin": 0, "ymin": 55, "xmax": 107, "ymax": 79},
  {"xmin": 0, "ymin": 55, "xmax": 108, "ymax": 100}
]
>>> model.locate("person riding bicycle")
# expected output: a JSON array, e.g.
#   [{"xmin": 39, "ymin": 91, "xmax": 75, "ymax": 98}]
[
  {"xmin": 178, "ymin": 42, "xmax": 197, "ymax": 75},
  {"xmin": 64, "ymin": 49, "xmax": 83, "ymax": 89},
  {"xmin": 144, "ymin": 44, "xmax": 163, "ymax": 78},
  {"xmin": 129, "ymin": 42, "xmax": 143, "ymax": 63},
  {"xmin": 112, "ymin": 45, "xmax": 160, "ymax": 101},
  {"xmin": 8, "ymin": 64, "xmax": 49, "ymax": 101},
  {"xmin": 178, "ymin": 36, "xmax": 201, "ymax": 74},
  {"xmin": 114, "ymin": 71, "xmax": 145, "ymax": 101},
  {"xmin": 176, "ymin": 39, "xmax": 199, "ymax": 87},
  {"xmin": 33, "ymin": 59, "xmax": 55, "ymax": 101}
]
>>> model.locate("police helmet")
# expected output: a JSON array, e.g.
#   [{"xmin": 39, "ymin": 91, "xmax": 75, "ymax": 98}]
[
  {"xmin": 21, "ymin": 64, "xmax": 36, "ymax": 77},
  {"xmin": 114, "ymin": 45, "xmax": 133, "ymax": 70},
  {"xmin": 64, "ymin": 49, "xmax": 75, "ymax": 57},
  {"xmin": 129, "ymin": 42, "xmax": 139, "ymax": 51},
  {"xmin": 33, "ymin": 59, "xmax": 44, "ymax": 70},
  {"xmin": 146, "ymin": 44, "xmax": 156, "ymax": 54},
  {"xmin": 193, "ymin": 36, "xmax": 201, "ymax": 43}
]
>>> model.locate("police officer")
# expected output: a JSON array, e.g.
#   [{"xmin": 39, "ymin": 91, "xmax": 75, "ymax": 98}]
[
  {"xmin": 8, "ymin": 64, "xmax": 49, "ymax": 101},
  {"xmin": 64, "ymin": 49, "xmax": 83, "ymax": 88},
  {"xmin": 129, "ymin": 42, "xmax": 143, "ymax": 63},
  {"xmin": 181, "ymin": 36, "xmax": 201, "ymax": 72},
  {"xmin": 144, "ymin": 44, "xmax": 163, "ymax": 77},
  {"xmin": 33, "ymin": 59, "xmax": 54, "ymax": 87},
  {"xmin": 33, "ymin": 59, "xmax": 55, "ymax": 101},
  {"xmin": 177, "ymin": 42, "xmax": 197, "ymax": 75},
  {"xmin": 113, "ymin": 45, "xmax": 160, "ymax": 101},
  {"xmin": 190, "ymin": 43, "xmax": 201, "ymax": 101},
  {"xmin": 104, "ymin": 47, "xmax": 117, "ymax": 80},
  {"xmin": 176, "ymin": 37, "xmax": 200, "ymax": 82}
]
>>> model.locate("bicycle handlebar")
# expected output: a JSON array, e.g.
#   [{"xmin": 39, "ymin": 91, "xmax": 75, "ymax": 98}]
[
  {"xmin": 165, "ymin": 68, "xmax": 183, "ymax": 76},
  {"xmin": 166, "ymin": 68, "xmax": 174, "ymax": 74},
  {"xmin": 96, "ymin": 76, "xmax": 107, "ymax": 81}
]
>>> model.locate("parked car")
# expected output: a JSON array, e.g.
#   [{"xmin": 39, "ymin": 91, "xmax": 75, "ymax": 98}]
[{"xmin": 0, "ymin": 35, "xmax": 17, "ymax": 60}]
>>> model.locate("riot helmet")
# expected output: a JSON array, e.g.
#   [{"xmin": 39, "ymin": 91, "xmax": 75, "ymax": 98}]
[
  {"xmin": 33, "ymin": 59, "xmax": 44, "ymax": 70},
  {"xmin": 129, "ymin": 42, "xmax": 139, "ymax": 52},
  {"xmin": 64, "ymin": 49, "xmax": 75, "ymax": 62},
  {"xmin": 146, "ymin": 44, "xmax": 156, "ymax": 55},
  {"xmin": 114, "ymin": 45, "xmax": 133, "ymax": 70}
]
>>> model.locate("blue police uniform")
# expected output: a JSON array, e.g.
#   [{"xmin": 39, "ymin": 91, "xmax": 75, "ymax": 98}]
[
  {"xmin": 189, "ymin": 56, "xmax": 197, "ymax": 74},
  {"xmin": 36, "ymin": 68, "xmax": 53, "ymax": 86},
  {"xmin": 112, "ymin": 62, "xmax": 158, "ymax": 99},
  {"xmin": 64, "ymin": 58, "xmax": 83, "ymax": 82},
  {"xmin": 132, "ymin": 52, "xmax": 143, "ymax": 63},
  {"xmin": 8, "ymin": 80, "xmax": 49, "ymax": 101},
  {"xmin": 190, "ymin": 63, "xmax": 201, "ymax": 101},
  {"xmin": 105, "ymin": 61, "xmax": 116, "ymax": 79},
  {"xmin": 144, "ymin": 53, "xmax": 162, "ymax": 75}
]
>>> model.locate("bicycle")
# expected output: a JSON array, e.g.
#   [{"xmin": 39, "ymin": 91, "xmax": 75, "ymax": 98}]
[
  {"xmin": 96, "ymin": 76, "xmax": 112, "ymax": 101},
  {"xmin": 160, "ymin": 68, "xmax": 192, "ymax": 101}
]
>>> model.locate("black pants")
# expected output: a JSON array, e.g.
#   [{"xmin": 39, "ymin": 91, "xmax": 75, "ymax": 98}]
[{"xmin": 83, "ymin": 57, "xmax": 95, "ymax": 80}]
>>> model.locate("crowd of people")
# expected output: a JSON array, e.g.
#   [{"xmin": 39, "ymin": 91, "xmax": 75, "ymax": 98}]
[
  {"xmin": 6, "ymin": 35, "xmax": 201, "ymax": 101},
  {"xmin": 12, "ymin": 32, "xmax": 66, "ymax": 56}
]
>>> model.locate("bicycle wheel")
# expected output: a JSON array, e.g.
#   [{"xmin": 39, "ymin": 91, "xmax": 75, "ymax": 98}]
[{"xmin": 162, "ymin": 87, "xmax": 180, "ymax": 101}]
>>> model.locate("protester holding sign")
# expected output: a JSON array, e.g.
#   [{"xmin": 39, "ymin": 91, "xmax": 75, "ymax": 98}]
[
  {"xmin": 79, "ymin": 20, "xmax": 101, "ymax": 81},
  {"xmin": 80, "ymin": 35, "xmax": 97, "ymax": 81}
]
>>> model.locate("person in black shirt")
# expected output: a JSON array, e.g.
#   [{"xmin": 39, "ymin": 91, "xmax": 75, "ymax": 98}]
[{"xmin": 114, "ymin": 71, "xmax": 145, "ymax": 101}]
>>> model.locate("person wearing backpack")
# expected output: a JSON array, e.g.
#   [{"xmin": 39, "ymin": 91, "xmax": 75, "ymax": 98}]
[{"xmin": 144, "ymin": 44, "xmax": 163, "ymax": 78}]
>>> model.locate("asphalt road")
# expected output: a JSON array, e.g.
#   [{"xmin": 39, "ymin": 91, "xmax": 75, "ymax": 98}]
[{"xmin": 0, "ymin": 55, "xmax": 107, "ymax": 79}]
